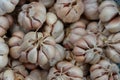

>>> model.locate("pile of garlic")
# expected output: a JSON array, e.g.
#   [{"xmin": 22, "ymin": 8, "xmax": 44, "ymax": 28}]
[{"xmin": 0, "ymin": 0, "xmax": 120, "ymax": 80}]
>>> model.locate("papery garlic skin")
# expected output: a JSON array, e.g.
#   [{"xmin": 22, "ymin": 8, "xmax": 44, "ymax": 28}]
[
  {"xmin": 105, "ymin": 32, "xmax": 120, "ymax": 63},
  {"xmin": 73, "ymin": 34, "xmax": 103, "ymax": 64},
  {"xmin": 18, "ymin": 2, "xmax": 46, "ymax": 31},
  {"xmin": 54, "ymin": 0, "xmax": 84, "ymax": 23},
  {"xmin": 84, "ymin": 0, "xmax": 99, "ymax": 20},
  {"xmin": 0, "ymin": 15, "xmax": 13, "ymax": 37},
  {"xmin": 99, "ymin": 0, "xmax": 118, "ymax": 22},
  {"xmin": 18, "ymin": 32, "xmax": 56, "ymax": 69},
  {"xmin": 105, "ymin": 17, "xmax": 120, "ymax": 33},
  {"xmin": 0, "ymin": 0, "xmax": 19, "ymax": 15},
  {"xmin": 90, "ymin": 60, "xmax": 120, "ymax": 80},
  {"xmin": 0, "ymin": 37, "xmax": 9, "ymax": 69},
  {"xmin": 47, "ymin": 61, "xmax": 83, "ymax": 80},
  {"xmin": 45, "ymin": 12, "xmax": 64, "ymax": 43},
  {"xmin": 63, "ymin": 21, "xmax": 86, "ymax": 49}
]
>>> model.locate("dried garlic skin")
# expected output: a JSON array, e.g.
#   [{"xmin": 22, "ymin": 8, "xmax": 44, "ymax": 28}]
[
  {"xmin": 47, "ymin": 61, "xmax": 83, "ymax": 80},
  {"xmin": 105, "ymin": 32, "xmax": 120, "ymax": 63},
  {"xmin": 25, "ymin": 69, "xmax": 48, "ymax": 80},
  {"xmin": 18, "ymin": 2, "xmax": 46, "ymax": 31},
  {"xmin": 54, "ymin": 0, "xmax": 84, "ymax": 23},
  {"xmin": 63, "ymin": 21, "xmax": 86, "ymax": 49},
  {"xmin": 45, "ymin": 12, "xmax": 64, "ymax": 43},
  {"xmin": 73, "ymin": 34, "xmax": 103, "ymax": 64},
  {"xmin": 0, "ymin": 15, "xmax": 13, "ymax": 37},
  {"xmin": 90, "ymin": 60, "xmax": 120, "ymax": 80},
  {"xmin": 0, "ymin": 0, "xmax": 19, "ymax": 15},
  {"xmin": 84, "ymin": 0, "xmax": 99, "ymax": 20},
  {"xmin": 99, "ymin": 0, "xmax": 119, "ymax": 22},
  {"xmin": 18, "ymin": 32, "xmax": 56, "ymax": 69}
]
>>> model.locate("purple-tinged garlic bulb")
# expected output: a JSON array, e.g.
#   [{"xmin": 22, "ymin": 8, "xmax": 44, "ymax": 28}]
[
  {"xmin": 54, "ymin": 0, "xmax": 84, "ymax": 23},
  {"xmin": 73, "ymin": 34, "xmax": 103, "ymax": 64},
  {"xmin": 63, "ymin": 21, "xmax": 86, "ymax": 49},
  {"xmin": 18, "ymin": 2, "xmax": 46, "ymax": 31},
  {"xmin": 83, "ymin": 0, "xmax": 99, "ymax": 20},
  {"xmin": 45, "ymin": 12, "xmax": 64, "ymax": 43},
  {"xmin": 0, "ymin": 0, "xmax": 19, "ymax": 15},
  {"xmin": 47, "ymin": 61, "xmax": 83, "ymax": 80},
  {"xmin": 90, "ymin": 60, "xmax": 120, "ymax": 80},
  {"xmin": 99, "ymin": 0, "xmax": 119, "ymax": 22}
]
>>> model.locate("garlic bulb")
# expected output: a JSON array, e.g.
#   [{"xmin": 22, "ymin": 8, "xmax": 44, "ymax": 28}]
[
  {"xmin": 8, "ymin": 60, "xmax": 28, "ymax": 77},
  {"xmin": 105, "ymin": 16, "xmax": 120, "ymax": 33},
  {"xmin": 63, "ymin": 21, "xmax": 86, "ymax": 49},
  {"xmin": 0, "ymin": 15, "xmax": 13, "ymax": 37},
  {"xmin": 39, "ymin": 0, "xmax": 55, "ymax": 8},
  {"xmin": 105, "ymin": 32, "xmax": 120, "ymax": 63},
  {"xmin": 90, "ymin": 60, "xmax": 120, "ymax": 80},
  {"xmin": 0, "ymin": 37, "xmax": 9, "ymax": 69},
  {"xmin": 84, "ymin": 0, "xmax": 99, "ymax": 20},
  {"xmin": 0, "ymin": 0, "xmax": 19, "ymax": 15},
  {"xmin": 0, "ymin": 69, "xmax": 25, "ymax": 80},
  {"xmin": 25, "ymin": 69, "xmax": 48, "ymax": 80},
  {"xmin": 73, "ymin": 34, "xmax": 103, "ymax": 64},
  {"xmin": 45, "ymin": 12, "xmax": 64, "ymax": 43},
  {"xmin": 8, "ymin": 31, "xmax": 24, "ymax": 59},
  {"xmin": 54, "ymin": 0, "xmax": 84, "ymax": 23},
  {"xmin": 18, "ymin": 32, "xmax": 56, "ymax": 69},
  {"xmin": 47, "ymin": 61, "xmax": 83, "ymax": 80},
  {"xmin": 99, "ymin": 0, "xmax": 119, "ymax": 22},
  {"xmin": 18, "ymin": 2, "xmax": 46, "ymax": 31},
  {"xmin": 50, "ymin": 44, "xmax": 65, "ymax": 66}
]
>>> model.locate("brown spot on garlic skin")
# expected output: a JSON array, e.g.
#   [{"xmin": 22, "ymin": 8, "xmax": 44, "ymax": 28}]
[
  {"xmin": 0, "ymin": 0, "xmax": 19, "ymax": 15},
  {"xmin": 90, "ymin": 60, "xmax": 120, "ymax": 80},
  {"xmin": 18, "ymin": 2, "xmax": 46, "ymax": 31},
  {"xmin": 84, "ymin": 0, "xmax": 99, "ymax": 20},
  {"xmin": 99, "ymin": 0, "xmax": 119, "ymax": 22},
  {"xmin": 54, "ymin": 0, "xmax": 84, "ymax": 23},
  {"xmin": 47, "ymin": 61, "xmax": 83, "ymax": 80}
]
